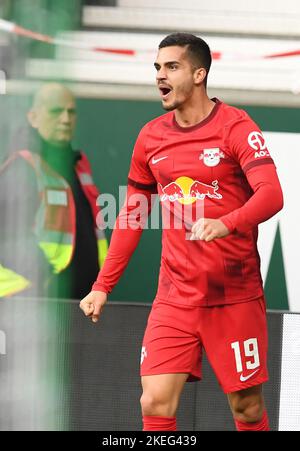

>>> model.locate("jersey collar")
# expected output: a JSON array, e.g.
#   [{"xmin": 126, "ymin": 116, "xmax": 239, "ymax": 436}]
[{"xmin": 172, "ymin": 97, "xmax": 221, "ymax": 132}]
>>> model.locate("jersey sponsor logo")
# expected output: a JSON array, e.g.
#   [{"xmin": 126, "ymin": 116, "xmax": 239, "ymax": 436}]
[
  {"xmin": 254, "ymin": 150, "xmax": 270, "ymax": 158},
  {"xmin": 152, "ymin": 156, "xmax": 168, "ymax": 165},
  {"xmin": 158, "ymin": 176, "xmax": 222, "ymax": 204},
  {"xmin": 248, "ymin": 131, "xmax": 267, "ymax": 151},
  {"xmin": 200, "ymin": 148, "xmax": 225, "ymax": 167},
  {"xmin": 239, "ymin": 369, "xmax": 259, "ymax": 382},
  {"xmin": 140, "ymin": 346, "xmax": 147, "ymax": 364}
]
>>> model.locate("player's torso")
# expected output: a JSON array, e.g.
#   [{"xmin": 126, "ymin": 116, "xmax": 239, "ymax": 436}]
[
  {"xmin": 144, "ymin": 109, "xmax": 263, "ymax": 306},
  {"xmin": 145, "ymin": 114, "xmax": 251, "ymax": 216}
]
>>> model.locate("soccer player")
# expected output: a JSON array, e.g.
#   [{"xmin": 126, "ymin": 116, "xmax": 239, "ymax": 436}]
[{"xmin": 80, "ymin": 33, "xmax": 283, "ymax": 431}]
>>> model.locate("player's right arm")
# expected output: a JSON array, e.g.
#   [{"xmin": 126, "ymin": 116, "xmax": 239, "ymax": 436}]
[{"xmin": 80, "ymin": 125, "xmax": 157, "ymax": 323}]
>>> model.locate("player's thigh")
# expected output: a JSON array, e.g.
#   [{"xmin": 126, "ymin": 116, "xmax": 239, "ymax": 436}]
[
  {"xmin": 201, "ymin": 298, "xmax": 268, "ymax": 393},
  {"xmin": 141, "ymin": 300, "xmax": 202, "ymax": 381},
  {"xmin": 141, "ymin": 373, "xmax": 189, "ymax": 404}
]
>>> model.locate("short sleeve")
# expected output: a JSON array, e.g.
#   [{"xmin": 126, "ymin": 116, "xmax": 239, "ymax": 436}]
[
  {"xmin": 226, "ymin": 112, "xmax": 274, "ymax": 173},
  {"xmin": 128, "ymin": 125, "xmax": 157, "ymax": 190}
]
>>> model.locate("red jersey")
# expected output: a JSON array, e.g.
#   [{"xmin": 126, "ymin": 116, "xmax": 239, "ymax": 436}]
[
  {"xmin": 127, "ymin": 99, "xmax": 282, "ymax": 306},
  {"xmin": 93, "ymin": 98, "xmax": 283, "ymax": 306}
]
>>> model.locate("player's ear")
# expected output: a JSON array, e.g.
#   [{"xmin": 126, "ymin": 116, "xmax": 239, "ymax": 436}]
[
  {"xmin": 194, "ymin": 67, "xmax": 206, "ymax": 86},
  {"xmin": 27, "ymin": 110, "xmax": 38, "ymax": 129}
]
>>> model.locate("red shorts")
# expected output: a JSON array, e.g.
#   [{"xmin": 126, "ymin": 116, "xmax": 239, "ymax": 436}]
[{"xmin": 140, "ymin": 297, "xmax": 268, "ymax": 393}]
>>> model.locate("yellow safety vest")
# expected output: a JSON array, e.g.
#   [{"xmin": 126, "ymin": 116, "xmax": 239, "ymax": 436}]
[{"xmin": 0, "ymin": 150, "xmax": 107, "ymax": 297}]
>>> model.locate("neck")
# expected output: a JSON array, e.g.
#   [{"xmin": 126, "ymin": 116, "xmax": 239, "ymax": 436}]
[
  {"xmin": 42, "ymin": 139, "xmax": 72, "ymax": 152},
  {"xmin": 39, "ymin": 138, "xmax": 77, "ymax": 179},
  {"xmin": 174, "ymin": 93, "xmax": 216, "ymax": 128}
]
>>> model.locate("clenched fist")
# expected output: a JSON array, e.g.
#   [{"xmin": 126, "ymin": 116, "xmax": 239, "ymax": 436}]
[
  {"xmin": 190, "ymin": 218, "xmax": 230, "ymax": 242},
  {"xmin": 79, "ymin": 290, "xmax": 107, "ymax": 323}
]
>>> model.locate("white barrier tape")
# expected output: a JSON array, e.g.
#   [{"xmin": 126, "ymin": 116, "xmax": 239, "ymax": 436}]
[
  {"xmin": 0, "ymin": 18, "xmax": 14, "ymax": 33},
  {"xmin": 0, "ymin": 18, "xmax": 300, "ymax": 60},
  {"xmin": 0, "ymin": 18, "xmax": 136, "ymax": 55}
]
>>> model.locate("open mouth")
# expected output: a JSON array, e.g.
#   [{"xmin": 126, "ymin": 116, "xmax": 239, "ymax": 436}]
[{"xmin": 159, "ymin": 86, "xmax": 172, "ymax": 100}]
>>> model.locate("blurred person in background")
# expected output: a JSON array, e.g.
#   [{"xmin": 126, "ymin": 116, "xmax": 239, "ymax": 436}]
[
  {"xmin": 0, "ymin": 82, "xmax": 107, "ymax": 300},
  {"xmin": 80, "ymin": 33, "xmax": 283, "ymax": 431}
]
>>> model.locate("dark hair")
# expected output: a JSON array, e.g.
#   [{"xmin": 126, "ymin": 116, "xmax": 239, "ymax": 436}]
[{"xmin": 158, "ymin": 33, "xmax": 212, "ymax": 85}]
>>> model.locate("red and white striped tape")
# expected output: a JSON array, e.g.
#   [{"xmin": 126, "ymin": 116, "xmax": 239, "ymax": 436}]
[
  {"xmin": 0, "ymin": 18, "xmax": 136, "ymax": 55},
  {"xmin": 0, "ymin": 18, "xmax": 300, "ymax": 60}
]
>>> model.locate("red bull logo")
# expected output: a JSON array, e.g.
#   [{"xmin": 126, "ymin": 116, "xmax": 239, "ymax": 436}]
[
  {"xmin": 159, "ymin": 181, "xmax": 185, "ymax": 202},
  {"xmin": 158, "ymin": 176, "xmax": 222, "ymax": 204}
]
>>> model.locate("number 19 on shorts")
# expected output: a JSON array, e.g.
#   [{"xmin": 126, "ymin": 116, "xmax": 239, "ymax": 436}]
[{"xmin": 231, "ymin": 338, "xmax": 260, "ymax": 373}]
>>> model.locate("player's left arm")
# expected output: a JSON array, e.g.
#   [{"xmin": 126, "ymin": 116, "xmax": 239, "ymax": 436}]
[
  {"xmin": 219, "ymin": 115, "xmax": 283, "ymax": 235},
  {"xmin": 191, "ymin": 115, "xmax": 284, "ymax": 242},
  {"xmin": 219, "ymin": 163, "xmax": 283, "ymax": 234}
]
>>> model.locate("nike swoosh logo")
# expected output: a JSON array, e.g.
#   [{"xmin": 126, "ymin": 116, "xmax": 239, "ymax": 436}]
[
  {"xmin": 239, "ymin": 369, "xmax": 259, "ymax": 382},
  {"xmin": 152, "ymin": 156, "xmax": 168, "ymax": 165}
]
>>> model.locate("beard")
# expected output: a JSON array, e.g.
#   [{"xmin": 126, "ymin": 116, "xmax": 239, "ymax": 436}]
[
  {"xmin": 162, "ymin": 99, "xmax": 181, "ymax": 111},
  {"xmin": 161, "ymin": 84, "xmax": 194, "ymax": 111}
]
